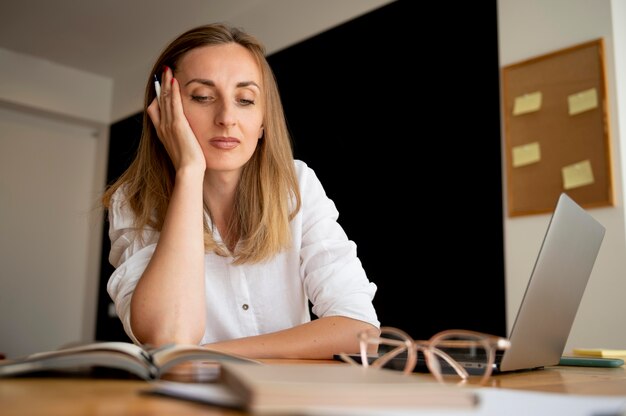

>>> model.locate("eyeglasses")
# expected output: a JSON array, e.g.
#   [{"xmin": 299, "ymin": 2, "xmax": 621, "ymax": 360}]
[{"xmin": 339, "ymin": 326, "xmax": 511, "ymax": 385}]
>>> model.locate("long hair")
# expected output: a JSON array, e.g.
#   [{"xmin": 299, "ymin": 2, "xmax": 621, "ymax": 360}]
[{"xmin": 102, "ymin": 23, "xmax": 301, "ymax": 264}]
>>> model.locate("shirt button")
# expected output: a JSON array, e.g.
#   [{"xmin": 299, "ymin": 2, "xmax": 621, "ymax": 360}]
[{"xmin": 242, "ymin": 304, "xmax": 249, "ymax": 310}]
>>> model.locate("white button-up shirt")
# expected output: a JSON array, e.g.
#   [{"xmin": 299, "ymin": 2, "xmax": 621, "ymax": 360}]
[{"xmin": 107, "ymin": 160, "xmax": 379, "ymax": 345}]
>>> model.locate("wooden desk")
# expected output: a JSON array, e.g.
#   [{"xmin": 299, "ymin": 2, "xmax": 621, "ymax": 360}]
[{"xmin": 2, "ymin": 362, "xmax": 625, "ymax": 416}]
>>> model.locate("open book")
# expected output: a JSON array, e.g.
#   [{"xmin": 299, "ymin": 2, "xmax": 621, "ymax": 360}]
[
  {"xmin": 0, "ymin": 341, "xmax": 258, "ymax": 380},
  {"xmin": 150, "ymin": 362, "xmax": 478, "ymax": 413}
]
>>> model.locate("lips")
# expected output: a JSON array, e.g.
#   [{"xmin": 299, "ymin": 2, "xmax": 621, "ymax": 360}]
[{"xmin": 209, "ymin": 136, "xmax": 240, "ymax": 150}]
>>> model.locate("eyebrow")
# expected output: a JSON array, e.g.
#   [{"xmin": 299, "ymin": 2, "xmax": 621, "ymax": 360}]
[{"xmin": 184, "ymin": 78, "xmax": 261, "ymax": 90}]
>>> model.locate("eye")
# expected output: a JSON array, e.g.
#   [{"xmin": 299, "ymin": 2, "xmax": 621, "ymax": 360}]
[
  {"xmin": 191, "ymin": 95, "xmax": 213, "ymax": 103},
  {"xmin": 238, "ymin": 98, "xmax": 255, "ymax": 106}
]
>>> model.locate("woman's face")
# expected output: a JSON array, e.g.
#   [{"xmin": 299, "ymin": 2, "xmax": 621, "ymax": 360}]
[{"xmin": 175, "ymin": 43, "xmax": 264, "ymax": 175}]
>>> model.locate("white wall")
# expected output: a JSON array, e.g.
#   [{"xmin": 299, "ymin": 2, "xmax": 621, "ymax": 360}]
[
  {"xmin": 614, "ymin": 0, "xmax": 626, "ymax": 236},
  {"xmin": 0, "ymin": 108, "xmax": 103, "ymax": 357},
  {"xmin": 498, "ymin": 0, "xmax": 626, "ymax": 352},
  {"xmin": 0, "ymin": 48, "xmax": 113, "ymax": 124},
  {"xmin": 0, "ymin": 50, "xmax": 111, "ymax": 357}
]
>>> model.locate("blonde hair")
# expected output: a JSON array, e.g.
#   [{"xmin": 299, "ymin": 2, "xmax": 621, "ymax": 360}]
[{"xmin": 102, "ymin": 23, "xmax": 301, "ymax": 264}]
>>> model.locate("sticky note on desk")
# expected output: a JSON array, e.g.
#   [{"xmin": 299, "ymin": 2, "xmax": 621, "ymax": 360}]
[
  {"xmin": 568, "ymin": 88, "xmax": 598, "ymax": 116},
  {"xmin": 562, "ymin": 160, "xmax": 594, "ymax": 190},
  {"xmin": 512, "ymin": 142, "xmax": 541, "ymax": 167},
  {"xmin": 513, "ymin": 91, "xmax": 542, "ymax": 116},
  {"xmin": 573, "ymin": 348, "xmax": 626, "ymax": 359}
]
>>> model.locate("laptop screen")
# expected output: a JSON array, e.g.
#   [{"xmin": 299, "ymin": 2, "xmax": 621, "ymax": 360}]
[{"xmin": 499, "ymin": 193, "xmax": 605, "ymax": 372}]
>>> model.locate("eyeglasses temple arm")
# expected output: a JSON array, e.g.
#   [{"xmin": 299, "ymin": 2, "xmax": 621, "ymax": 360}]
[{"xmin": 429, "ymin": 347, "xmax": 470, "ymax": 380}]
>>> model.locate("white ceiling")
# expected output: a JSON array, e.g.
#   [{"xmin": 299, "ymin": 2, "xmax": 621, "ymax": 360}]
[{"xmin": 0, "ymin": 0, "xmax": 393, "ymax": 79}]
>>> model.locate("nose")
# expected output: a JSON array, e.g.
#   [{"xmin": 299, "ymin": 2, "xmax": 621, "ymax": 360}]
[{"xmin": 214, "ymin": 101, "xmax": 236, "ymax": 128}]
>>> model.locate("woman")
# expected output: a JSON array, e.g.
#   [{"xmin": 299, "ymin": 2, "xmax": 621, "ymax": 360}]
[{"xmin": 103, "ymin": 23, "xmax": 379, "ymax": 359}]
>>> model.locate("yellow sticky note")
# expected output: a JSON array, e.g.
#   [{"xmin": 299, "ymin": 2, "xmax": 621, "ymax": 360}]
[
  {"xmin": 562, "ymin": 160, "xmax": 594, "ymax": 190},
  {"xmin": 573, "ymin": 348, "xmax": 626, "ymax": 358},
  {"xmin": 513, "ymin": 91, "xmax": 542, "ymax": 116},
  {"xmin": 568, "ymin": 88, "xmax": 598, "ymax": 116},
  {"xmin": 512, "ymin": 142, "xmax": 541, "ymax": 167}
]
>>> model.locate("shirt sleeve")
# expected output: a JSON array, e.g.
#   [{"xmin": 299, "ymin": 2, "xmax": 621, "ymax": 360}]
[
  {"xmin": 106, "ymin": 187, "xmax": 158, "ymax": 345},
  {"xmin": 296, "ymin": 161, "xmax": 380, "ymax": 328}
]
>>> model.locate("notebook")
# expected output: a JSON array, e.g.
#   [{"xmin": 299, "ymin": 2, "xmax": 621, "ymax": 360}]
[{"xmin": 337, "ymin": 193, "xmax": 606, "ymax": 374}]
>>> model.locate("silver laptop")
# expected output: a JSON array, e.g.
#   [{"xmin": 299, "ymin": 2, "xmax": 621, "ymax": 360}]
[
  {"xmin": 493, "ymin": 192, "xmax": 605, "ymax": 372},
  {"xmin": 335, "ymin": 193, "xmax": 605, "ymax": 373}
]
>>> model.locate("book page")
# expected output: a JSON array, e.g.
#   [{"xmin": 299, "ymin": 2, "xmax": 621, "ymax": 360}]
[
  {"xmin": 28, "ymin": 342, "xmax": 148, "ymax": 361},
  {"xmin": 0, "ymin": 342, "xmax": 154, "ymax": 379},
  {"xmin": 0, "ymin": 342, "xmax": 259, "ymax": 381},
  {"xmin": 153, "ymin": 345, "xmax": 260, "ymax": 378}
]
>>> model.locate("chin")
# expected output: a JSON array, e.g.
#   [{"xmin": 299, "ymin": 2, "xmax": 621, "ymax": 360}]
[
  {"xmin": 204, "ymin": 151, "xmax": 255, "ymax": 174},
  {"xmin": 204, "ymin": 159, "xmax": 246, "ymax": 174}
]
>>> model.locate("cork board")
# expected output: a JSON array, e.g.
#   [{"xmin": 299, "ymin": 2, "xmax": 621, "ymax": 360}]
[{"xmin": 502, "ymin": 39, "xmax": 613, "ymax": 216}]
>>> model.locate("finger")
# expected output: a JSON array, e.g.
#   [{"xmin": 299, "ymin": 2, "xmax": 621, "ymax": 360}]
[
  {"xmin": 168, "ymin": 76, "xmax": 196, "ymax": 147},
  {"xmin": 169, "ymin": 77, "xmax": 183, "ymax": 121},
  {"xmin": 147, "ymin": 98, "xmax": 161, "ymax": 128},
  {"xmin": 159, "ymin": 66, "xmax": 173, "ymax": 126},
  {"xmin": 161, "ymin": 66, "xmax": 172, "ymax": 99}
]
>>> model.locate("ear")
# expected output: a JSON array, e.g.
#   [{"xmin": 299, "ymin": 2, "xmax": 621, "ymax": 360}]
[{"xmin": 258, "ymin": 126, "xmax": 264, "ymax": 140}]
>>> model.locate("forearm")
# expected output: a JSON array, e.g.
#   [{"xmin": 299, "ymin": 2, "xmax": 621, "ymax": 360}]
[
  {"xmin": 131, "ymin": 168, "xmax": 206, "ymax": 346},
  {"xmin": 203, "ymin": 316, "xmax": 379, "ymax": 359}
]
